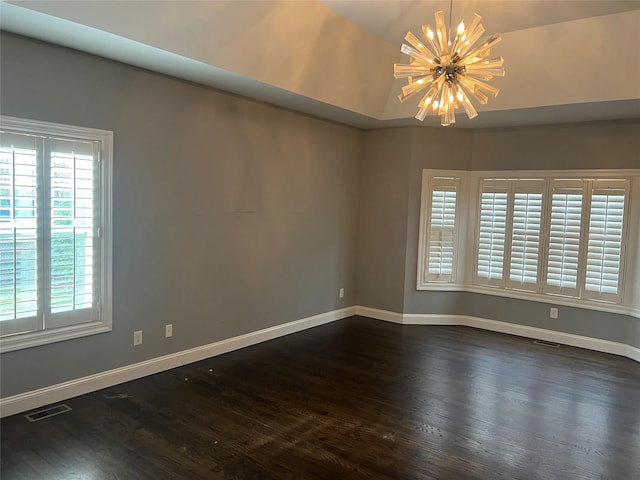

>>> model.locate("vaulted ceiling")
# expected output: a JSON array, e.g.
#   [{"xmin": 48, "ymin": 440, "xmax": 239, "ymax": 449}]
[{"xmin": 2, "ymin": 0, "xmax": 639, "ymax": 128}]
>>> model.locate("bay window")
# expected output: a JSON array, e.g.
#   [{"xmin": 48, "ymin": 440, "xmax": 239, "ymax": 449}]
[{"xmin": 418, "ymin": 169, "xmax": 637, "ymax": 314}]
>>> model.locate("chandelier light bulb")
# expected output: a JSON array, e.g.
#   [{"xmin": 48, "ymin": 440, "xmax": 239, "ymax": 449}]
[{"xmin": 394, "ymin": 10, "xmax": 505, "ymax": 126}]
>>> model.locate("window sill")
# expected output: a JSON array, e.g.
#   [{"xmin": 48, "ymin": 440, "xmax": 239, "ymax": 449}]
[
  {"xmin": 0, "ymin": 321, "xmax": 111, "ymax": 353},
  {"xmin": 416, "ymin": 283, "xmax": 638, "ymax": 318}
]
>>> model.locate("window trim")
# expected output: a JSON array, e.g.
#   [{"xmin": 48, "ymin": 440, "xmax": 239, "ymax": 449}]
[
  {"xmin": 417, "ymin": 168, "xmax": 640, "ymax": 319},
  {"xmin": 420, "ymin": 176, "xmax": 462, "ymax": 283},
  {"xmin": 0, "ymin": 116, "xmax": 113, "ymax": 352},
  {"xmin": 417, "ymin": 170, "xmax": 470, "ymax": 289}
]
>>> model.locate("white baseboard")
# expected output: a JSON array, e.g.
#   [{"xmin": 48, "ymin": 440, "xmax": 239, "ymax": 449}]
[
  {"xmin": 2, "ymin": 305, "xmax": 636, "ymax": 418},
  {"xmin": 627, "ymin": 345, "xmax": 640, "ymax": 362},
  {"xmin": 354, "ymin": 306, "xmax": 404, "ymax": 324},
  {"xmin": 356, "ymin": 307, "xmax": 639, "ymax": 362},
  {"xmin": 0, "ymin": 307, "xmax": 356, "ymax": 418}
]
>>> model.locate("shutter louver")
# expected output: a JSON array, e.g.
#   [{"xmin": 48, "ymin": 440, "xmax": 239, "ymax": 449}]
[
  {"xmin": 477, "ymin": 188, "xmax": 507, "ymax": 283},
  {"xmin": 584, "ymin": 180, "xmax": 627, "ymax": 302},
  {"xmin": 546, "ymin": 180, "xmax": 583, "ymax": 294}
]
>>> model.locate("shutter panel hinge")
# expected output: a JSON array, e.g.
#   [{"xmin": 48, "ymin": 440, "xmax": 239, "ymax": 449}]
[{"xmin": 97, "ymin": 227, "xmax": 102, "ymax": 238}]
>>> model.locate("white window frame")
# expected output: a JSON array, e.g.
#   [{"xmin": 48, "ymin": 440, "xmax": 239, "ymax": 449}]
[
  {"xmin": 505, "ymin": 180, "xmax": 546, "ymax": 292},
  {"xmin": 580, "ymin": 179, "xmax": 629, "ymax": 304},
  {"xmin": 0, "ymin": 116, "xmax": 113, "ymax": 352},
  {"xmin": 417, "ymin": 170, "xmax": 470, "ymax": 290},
  {"xmin": 474, "ymin": 178, "xmax": 547, "ymax": 291},
  {"xmin": 417, "ymin": 169, "xmax": 640, "ymax": 318},
  {"xmin": 475, "ymin": 179, "xmax": 510, "ymax": 287}
]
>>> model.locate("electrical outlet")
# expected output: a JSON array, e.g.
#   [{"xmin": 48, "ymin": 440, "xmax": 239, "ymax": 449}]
[
  {"xmin": 339, "ymin": 288, "xmax": 344, "ymax": 298},
  {"xmin": 165, "ymin": 324, "xmax": 173, "ymax": 338},
  {"xmin": 550, "ymin": 307, "xmax": 558, "ymax": 319},
  {"xmin": 133, "ymin": 330, "xmax": 143, "ymax": 346}
]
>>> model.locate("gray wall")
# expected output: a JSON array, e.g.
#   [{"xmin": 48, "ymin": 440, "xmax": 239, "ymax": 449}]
[
  {"xmin": 472, "ymin": 120, "xmax": 640, "ymax": 171},
  {"xmin": 355, "ymin": 128, "xmax": 411, "ymax": 312},
  {"xmin": 402, "ymin": 128, "xmax": 473, "ymax": 314},
  {"xmin": 629, "ymin": 316, "xmax": 640, "ymax": 350},
  {"xmin": 0, "ymin": 33, "xmax": 361, "ymax": 397}
]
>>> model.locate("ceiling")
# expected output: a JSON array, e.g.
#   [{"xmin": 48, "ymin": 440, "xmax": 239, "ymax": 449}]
[
  {"xmin": 1, "ymin": 0, "xmax": 639, "ymax": 129},
  {"xmin": 319, "ymin": 1, "xmax": 640, "ymax": 43}
]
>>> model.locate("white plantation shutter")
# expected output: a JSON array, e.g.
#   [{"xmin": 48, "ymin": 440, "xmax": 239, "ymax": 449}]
[
  {"xmin": 507, "ymin": 181, "xmax": 544, "ymax": 290},
  {"xmin": 476, "ymin": 181, "xmax": 508, "ymax": 285},
  {"xmin": 0, "ymin": 133, "xmax": 42, "ymax": 336},
  {"xmin": 545, "ymin": 180, "xmax": 584, "ymax": 295},
  {"xmin": 0, "ymin": 121, "xmax": 107, "ymax": 342},
  {"xmin": 583, "ymin": 179, "xmax": 628, "ymax": 302},
  {"xmin": 426, "ymin": 177, "xmax": 460, "ymax": 282},
  {"xmin": 47, "ymin": 138, "xmax": 100, "ymax": 329}
]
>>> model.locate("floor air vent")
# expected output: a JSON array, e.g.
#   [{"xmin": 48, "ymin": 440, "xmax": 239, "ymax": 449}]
[
  {"xmin": 24, "ymin": 404, "xmax": 72, "ymax": 422},
  {"xmin": 533, "ymin": 339, "xmax": 561, "ymax": 348}
]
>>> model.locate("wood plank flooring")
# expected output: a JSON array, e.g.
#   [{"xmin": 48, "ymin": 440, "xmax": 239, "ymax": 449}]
[{"xmin": 2, "ymin": 316, "xmax": 639, "ymax": 479}]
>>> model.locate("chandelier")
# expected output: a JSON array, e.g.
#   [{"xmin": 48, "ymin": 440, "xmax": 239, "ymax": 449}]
[{"xmin": 394, "ymin": 8, "xmax": 505, "ymax": 126}]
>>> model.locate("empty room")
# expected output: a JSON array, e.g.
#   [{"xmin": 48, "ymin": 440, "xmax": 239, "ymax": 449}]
[{"xmin": 1, "ymin": 1, "xmax": 639, "ymax": 479}]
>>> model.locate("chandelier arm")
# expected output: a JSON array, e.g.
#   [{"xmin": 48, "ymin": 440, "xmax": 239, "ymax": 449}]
[
  {"xmin": 400, "ymin": 75, "xmax": 435, "ymax": 100},
  {"xmin": 404, "ymin": 32, "xmax": 438, "ymax": 60},
  {"xmin": 466, "ymin": 68, "xmax": 506, "ymax": 79},
  {"xmin": 394, "ymin": 64, "xmax": 433, "ymax": 79},
  {"xmin": 420, "ymin": 77, "xmax": 445, "ymax": 109},
  {"xmin": 463, "ymin": 56, "xmax": 504, "ymax": 69},
  {"xmin": 400, "ymin": 44, "xmax": 435, "ymax": 66},
  {"xmin": 453, "ymin": 82, "xmax": 479, "ymax": 119},
  {"xmin": 462, "ymin": 34, "xmax": 502, "ymax": 61},
  {"xmin": 434, "ymin": 11, "xmax": 450, "ymax": 55},
  {"xmin": 438, "ymin": 81, "xmax": 450, "ymax": 116},
  {"xmin": 461, "ymin": 74, "xmax": 500, "ymax": 98},
  {"xmin": 456, "ymin": 75, "xmax": 490, "ymax": 104},
  {"xmin": 455, "ymin": 24, "xmax": 486, "ymax": 58},
  {"xmin": 422, "ymin": 24, "xmax": 443, "ymax": 57},
  {"xmin": 448, "ymin": 0, "xmax": 453, "ymax": 41}
]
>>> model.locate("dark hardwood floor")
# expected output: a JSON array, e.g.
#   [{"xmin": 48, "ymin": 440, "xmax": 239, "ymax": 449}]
[{"xmin": 2, "ymin": 316, "xmax": 639, "ymax": 479}]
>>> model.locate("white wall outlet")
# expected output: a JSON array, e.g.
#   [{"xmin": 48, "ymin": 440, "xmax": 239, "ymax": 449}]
[
  {"xmin": 339, "ymin": 288, "xmax": 344, "ymax": 298},
  {"xmin": 550, "ymin": 307, "xmax": 559, "ymax": 319},
  {"xmin": 165, "ymin": 324, "xmax": 173, "ymax": 338},
  {"xmin": 133, "ymin": 330, "xmax": 143, "ymax": 346}
]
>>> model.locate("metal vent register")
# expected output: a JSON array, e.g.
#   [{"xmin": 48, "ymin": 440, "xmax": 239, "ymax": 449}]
[{"xmin": 24, "ymin": 404, "xmax": 72, "ymax": 422}]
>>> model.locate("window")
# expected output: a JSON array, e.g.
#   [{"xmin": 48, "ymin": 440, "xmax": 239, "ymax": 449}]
[
  {"xmin": 476, "ymin": 182, "xmax": 508, "ymax": 285},
  {"xmin": 474, "ymin": 177, "xmax": 629, "ymax": 303},
  {"xmin": 582, "ymin": 179, "xmax": 628, "ymax": 303},
  {"xmin": 418, "ymin": 175, "xmax": 462, "ymax": 284},
  {"xmin": 545, "ymin": 179, "xmax": 583, "ymax": 294},
  {"xmin": 0, "ymin": 116, "xmax": 112, "ymax": 352},
  {"xmin": 509, "ymin": 187, "xmax": 543, "ymax": 288},
  {"xmin": 418, "ymin": 169, "xmax": 639, "ymax": 315},
  {"xmin": 475, "ymin": 179, "xmax": 545, "ymax": 292}
]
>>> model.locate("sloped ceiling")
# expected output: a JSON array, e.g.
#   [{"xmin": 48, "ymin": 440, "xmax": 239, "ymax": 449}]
[{"xmin": 1, "ymin": 0, "xmax": 639, "ymax": 129}]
